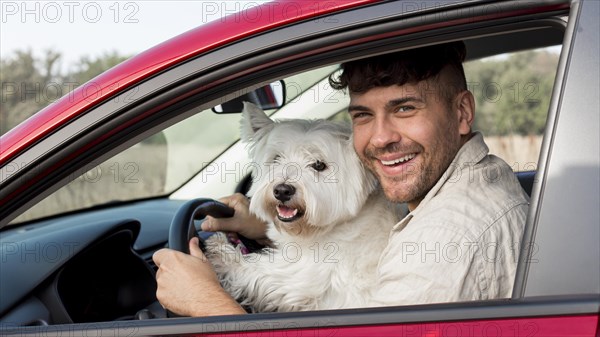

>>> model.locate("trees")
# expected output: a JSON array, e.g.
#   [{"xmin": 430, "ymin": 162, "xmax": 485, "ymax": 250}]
[
  {"xmin": 1, "ymin": 50, "xmax": 128, "ymax": 135},
  {"xmin": 465, "ymin": 49, "xmax": 559, "ymax": 136},
  {"xmin": 1, "ymin": 49, "xmax": 61, "ymax": 134},
  {"xmin": 1, "ymin": 48, "xmax": 559, "ymax": 137}
]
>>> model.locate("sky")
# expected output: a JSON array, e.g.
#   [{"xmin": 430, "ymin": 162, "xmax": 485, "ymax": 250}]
[{"xmin": 1, "ymin": 1, "xmax": 267, "ymax": 72}]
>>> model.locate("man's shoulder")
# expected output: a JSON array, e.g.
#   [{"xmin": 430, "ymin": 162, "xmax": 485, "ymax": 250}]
[
  {"xmin": 410, "ymin": 154, "xmax": 529, "ymax": 239},
  {"xmin": 441, "ymin": 152, "xmax": 529, "ymax": 205}
]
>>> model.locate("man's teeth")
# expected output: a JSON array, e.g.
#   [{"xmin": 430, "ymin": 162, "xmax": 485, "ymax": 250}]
[{"xmin": 380, "ymin": 153, "xmax": 416, "ymax": 166}]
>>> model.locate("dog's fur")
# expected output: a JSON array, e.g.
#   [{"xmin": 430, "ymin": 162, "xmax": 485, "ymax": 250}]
[{"xmin": 205, "ymin": 102, "xmax": 401, "ymax": 312}]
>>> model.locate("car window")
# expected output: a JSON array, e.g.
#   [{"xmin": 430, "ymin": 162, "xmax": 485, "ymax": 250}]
[
  {"xmin": 10, "ymin": 44, "xmax": 560, "ymax": 224},
  {"xmin": 464, "ymin": 47, "xmax": 561, "ymax": 172}
]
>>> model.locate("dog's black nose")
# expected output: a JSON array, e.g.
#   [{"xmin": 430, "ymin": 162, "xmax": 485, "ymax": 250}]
[{"xmin": 273, "ymin": 184, "xmax": 295, "ymax": 202}]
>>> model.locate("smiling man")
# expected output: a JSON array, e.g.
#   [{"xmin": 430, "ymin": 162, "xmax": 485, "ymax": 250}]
[
  {"xmin": 153, "ymin": 41, "xmax": 529, "ymax": 314},
  {"xmin": 330, "ymin": 41, "xmax": 529, "ymax": 304},
  {"xmin": 340, "ymin": 43, "xmax": 475, "ymax": 211}
]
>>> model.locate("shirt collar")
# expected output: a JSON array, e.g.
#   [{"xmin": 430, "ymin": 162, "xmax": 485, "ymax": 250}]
[{"xmin": 392, "ymin": 132, "xmax": 489, "ymax": 231}]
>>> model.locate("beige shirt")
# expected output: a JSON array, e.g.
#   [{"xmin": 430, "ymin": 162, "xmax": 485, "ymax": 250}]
[{"xmin": 373, "ymin": 132, "xmax": 529, "ymax": 306}]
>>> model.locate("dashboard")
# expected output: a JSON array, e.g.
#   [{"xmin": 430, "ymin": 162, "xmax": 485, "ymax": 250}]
[{"xmin": 0, "ymin": 199, "xmax": 185, "ymax": 326}]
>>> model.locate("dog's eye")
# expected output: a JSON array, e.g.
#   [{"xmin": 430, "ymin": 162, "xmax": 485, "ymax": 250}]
[
  {"xmin": 273, "ymin": 155, "xmax": 281, "ymax": 162},
  {"xmin": 311, "ymin": 160, "xmax": 327, "ymax": 172}
]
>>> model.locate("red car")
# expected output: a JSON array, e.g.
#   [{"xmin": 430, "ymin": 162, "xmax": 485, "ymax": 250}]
[{"xmin": 1, "ymin": 0, "xmax": 598, "ymax": 336}]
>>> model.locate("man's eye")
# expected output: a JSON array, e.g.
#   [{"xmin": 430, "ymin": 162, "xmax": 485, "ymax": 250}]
[
  {"xmin": 311, "ymin": 160, "xmax": 327, "ymax": 172},
  {"xmin": 397, "ymin": 106, "xmax": 415, "ymax": 113},
  {"xmin": 351, "ymin": 112, "xmax": 370, "ymax": 120},
  {"xmin": 273, "ymin": 155, "xmax": 281, "ymax": 162}
]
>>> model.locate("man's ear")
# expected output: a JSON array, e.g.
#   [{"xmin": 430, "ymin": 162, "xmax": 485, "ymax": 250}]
[
  {"xmin": 455, "ymin": 90, "xmax": 475, "ymax": 136},
  {"xmin": 240, "ymin": 101, "xmax": 274, "ymax": 143}
]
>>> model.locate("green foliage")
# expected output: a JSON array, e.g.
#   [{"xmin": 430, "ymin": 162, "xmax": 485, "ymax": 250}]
[
  {"xmin": 66, "ymin": 51, "xmax": 129, "ymax": 85},
  {"xmin": 1, "ymin": 49, "xmax": 60, "ymax": 134},
  {"xmin": 1, "ymin": 48, "xmax": 560, "ymax": 137},
  {"xmin": 1, "ymin": 49, "xmax": 129, "ymax": 135},
  {"xmin": 465, "ymin": 50, "xmax": 559, "ymax": 136}
]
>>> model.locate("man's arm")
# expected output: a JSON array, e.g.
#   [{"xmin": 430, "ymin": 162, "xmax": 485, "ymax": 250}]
[{"xmin": 153, "ymin": 237, "xmax": 246, "ymax": 316}]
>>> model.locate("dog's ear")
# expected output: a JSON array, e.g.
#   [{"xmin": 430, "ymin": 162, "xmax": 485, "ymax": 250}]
[{"xmin": 240, "ymin": 101, "xmax": 274, "ymax": 143}]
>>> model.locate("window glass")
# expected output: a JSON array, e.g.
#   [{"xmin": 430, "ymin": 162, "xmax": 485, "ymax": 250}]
[
  {"xmin": 464, "ymin": 47, "xmax": 561, "ymax": 172},
  {"xmin": 10, "ymin": 46, "xmax": 560, "ymax": 224},
  {"xmin": 11, "ymin": 66, "xmax": 338, "ymax": 223}
]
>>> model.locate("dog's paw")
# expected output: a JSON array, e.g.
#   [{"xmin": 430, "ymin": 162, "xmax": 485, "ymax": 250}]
[
  {"xmin": 205, "ymin": 232, "xmax": 243, "ymax": 267},
  {"xmin": 205, "ymin": 232, "xmax": 229, "ymax": 247}
]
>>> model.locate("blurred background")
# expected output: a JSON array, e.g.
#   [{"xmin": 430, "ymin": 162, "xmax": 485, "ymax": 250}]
[{"xmin": 1, "ymin": 1, "xmax": 268, "ymax": 134}]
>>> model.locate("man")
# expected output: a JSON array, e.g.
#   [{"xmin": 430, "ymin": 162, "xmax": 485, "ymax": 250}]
[{"xmin": 153, "ymin": 42, "xmax": 529, "ymax": 316}]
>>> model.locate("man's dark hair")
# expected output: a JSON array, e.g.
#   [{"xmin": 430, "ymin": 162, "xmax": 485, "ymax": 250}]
[{"xmin": 329, "ymin": 41, "xmax": 467, "ymax": 96}]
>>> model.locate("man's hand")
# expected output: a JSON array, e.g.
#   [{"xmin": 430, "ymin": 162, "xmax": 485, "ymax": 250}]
[
  {"xmin": 153, "ymin": 237, "xmax": 245, "ymax": 317},
  {"xmin": 202, "ymin": 193, "xmax": 269, "ymax": 242}
]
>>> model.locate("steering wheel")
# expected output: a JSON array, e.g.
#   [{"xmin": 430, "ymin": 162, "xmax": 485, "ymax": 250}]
[
  {"xmin": 168, "ymin": 198, "xmax": 234, "ymax": 253},
  {"xmin": 168, "ymin": 198, "xmax": 264, "ymax": 254}
]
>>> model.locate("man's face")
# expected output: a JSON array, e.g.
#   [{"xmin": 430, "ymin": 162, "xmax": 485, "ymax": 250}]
[{"xmin": 349, "ymin": 72, "xmax": 472, "ymax": 210}]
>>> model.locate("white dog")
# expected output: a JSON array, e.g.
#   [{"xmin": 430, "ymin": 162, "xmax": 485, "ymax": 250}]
[{"xmin": 206, "ymin": 102, "xmax": 402, "ymax": 312}]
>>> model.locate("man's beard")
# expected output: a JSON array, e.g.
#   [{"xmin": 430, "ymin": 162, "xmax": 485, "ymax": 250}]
[{"xmin": 361, "ymin": 134, "xmax": 462, "ymax": 205}]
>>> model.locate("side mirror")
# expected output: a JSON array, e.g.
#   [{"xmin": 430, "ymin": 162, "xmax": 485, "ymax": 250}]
[{"xmin": 213, "ymin": 80, "xmax": 285, "ymax": 113}]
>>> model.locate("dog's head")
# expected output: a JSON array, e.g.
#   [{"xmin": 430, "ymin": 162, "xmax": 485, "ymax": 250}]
[{"xmin": 240, "ymin": 102, "xmax": 377, "ymax": 237}]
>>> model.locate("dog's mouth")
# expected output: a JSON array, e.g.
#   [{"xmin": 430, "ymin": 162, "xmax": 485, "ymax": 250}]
[{"xmin": 276, "ymin": 204, "xmax": 303, "ymax": 222}]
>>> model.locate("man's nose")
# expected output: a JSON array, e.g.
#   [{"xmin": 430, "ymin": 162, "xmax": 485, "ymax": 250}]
[{"xmin": 370, "ymin": 116, "xmax": 402, "ymax": 148}]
